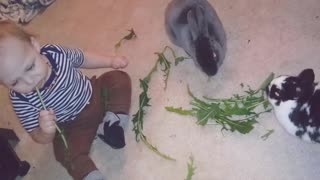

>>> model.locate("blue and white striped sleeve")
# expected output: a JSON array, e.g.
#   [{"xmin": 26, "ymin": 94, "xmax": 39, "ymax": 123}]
[
  {"xmin": 42, "ymin": 44, "xmax": 85, "ymax": 68},
  {"xmin": 10, "ymin": 95, "xmax": 40, "ymax": 132},
  {"xmin": 56, "ymin": 45, "xmax": 85, "ymax": 68}
]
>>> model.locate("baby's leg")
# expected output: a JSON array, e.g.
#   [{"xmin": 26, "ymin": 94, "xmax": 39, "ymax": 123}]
[
  {"xmin": 53, "ymin": 77, "xmax": 105, "ymax": 180},
  {"xmin": 98, "ymin": 70, "xmax": 132, "ymax": 114},
  {"xmin": 96, "ymin": 70, "xmax": 132, "ymax": 149}
]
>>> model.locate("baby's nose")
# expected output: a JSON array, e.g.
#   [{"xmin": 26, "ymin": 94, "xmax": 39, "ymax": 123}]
[{"xmin": 23, "ymin": 76, "xmax": 34, "ymax": 85}]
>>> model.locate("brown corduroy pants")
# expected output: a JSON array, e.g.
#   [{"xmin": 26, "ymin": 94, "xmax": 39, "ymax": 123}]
[{"xmin": 52, "ymin": 70, "xmax": 131, "ymax": 180}]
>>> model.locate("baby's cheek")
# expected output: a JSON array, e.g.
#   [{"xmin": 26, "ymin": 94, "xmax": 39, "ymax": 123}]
[
  {"xmin": 13, "ymin": 86, "xmax": 31, "ymax": 94},
  {"xmin": 39, "ymin": 62, "xmax": 49, "ymax": 77}
]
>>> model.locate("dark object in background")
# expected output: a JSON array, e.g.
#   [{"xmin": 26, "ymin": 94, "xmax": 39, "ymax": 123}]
[
  {"xmin": 0, "ymin": 128, "xmax": 30, "ymax": 180},
  {"xmin": 165, "ymin": 0, "xmax": 227, "ymax": 76},
  {"xmin": 0, "ymin": 0, "xmax": 56, "ymax": 24}
]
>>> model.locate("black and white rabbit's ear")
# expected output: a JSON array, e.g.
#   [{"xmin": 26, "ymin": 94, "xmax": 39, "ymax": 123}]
[
  {"xmin": 298, "ymin": 69, "xmax": 315, "ymax": 86},
  {"xmin": 187, "ymin": 6, "xmax": 208, "ymax": 40}
]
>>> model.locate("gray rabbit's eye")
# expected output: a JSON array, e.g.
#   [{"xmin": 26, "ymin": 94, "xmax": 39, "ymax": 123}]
[
  {"xmin": 213, "ymin": 52, "xmax": 217, "ymax": 58},
  {"xmin": 274, "ymin": 91, "xmax": 280, "ymax": 97}
]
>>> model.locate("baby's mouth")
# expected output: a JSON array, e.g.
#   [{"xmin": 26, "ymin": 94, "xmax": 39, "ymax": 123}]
[{"xmin": 35, "ymin": 79, "xmax": 44, "ymax": 90}]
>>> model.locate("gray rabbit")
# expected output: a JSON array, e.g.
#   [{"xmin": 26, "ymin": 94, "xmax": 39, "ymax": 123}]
[{"xmin": 165, "ymin": 0, "xmax": 226, "ymax": 76}]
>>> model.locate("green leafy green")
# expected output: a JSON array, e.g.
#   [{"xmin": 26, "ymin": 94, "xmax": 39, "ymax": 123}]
[
  {"xmin": 165, "ymin": 107, "xmax": 194, "ymax": 116},
  {"xmin": 175, "ymin": 56, "xmax": 190, "ymax": 66},
  {"xmin": 166, "ymin": 73, "xmax": 275, "ymax": 134},
  {"xmin": 132, "ymin": 46, "xmax": 186, "ymax": 161},
  {"xmin": 185, "ymin": 155, "xmax": 196, "ymax": 180},
  {"xmin": 101, "ymin": 87, "xmax": 109, "ymax": 110},
  {"xmin": 259, "ymin": 73, "xmax": 275, "ymax": 91},
  {"xmin": 155, "ymin": 46, "xmax": 189, "ymax": 89},
  {"xmin": 132, "ymin": 74, "xmax": 175, "ymax": 161},
  {"xmin": 261, "ymin": 129, "xmax": 275, "ymax": 140},
  {"xmin": 155, "ymin": 51, "xmax": 171, "ymax": 90},
  {"xmin": 115, "ymin": 28, "xmax": 137, "ymax": 49},
  {"xmin": 132, "ymin": 79, "xmax": 151, "ymax": 141}
]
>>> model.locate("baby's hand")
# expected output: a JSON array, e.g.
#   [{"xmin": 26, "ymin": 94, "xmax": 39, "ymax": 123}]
[
  {"xmin": 39, "ymin": 109, "xmax": 57, "ymax": 135},
  {"xmin": 111, "ymin": 56, "xmax": 129, "ymax": 69}
]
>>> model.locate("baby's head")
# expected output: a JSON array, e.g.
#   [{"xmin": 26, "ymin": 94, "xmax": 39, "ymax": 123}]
[{"xmin": 0, "ymin": 21, "xmax": 50, "ymax": 94}]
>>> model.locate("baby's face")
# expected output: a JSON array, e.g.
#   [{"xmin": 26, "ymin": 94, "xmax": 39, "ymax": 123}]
[{"xmin": 0, "ymin": 37, "xmax": 50, "ymax": 93}]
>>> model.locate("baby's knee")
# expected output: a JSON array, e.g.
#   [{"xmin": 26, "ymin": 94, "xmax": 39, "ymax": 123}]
[
  {"xmin": 101, "ymin": 70, "xmax": 131, "ymax": 85},
  {"xmin": 111, "ymin": 70, "xmax": 130, "ymax": 80}
]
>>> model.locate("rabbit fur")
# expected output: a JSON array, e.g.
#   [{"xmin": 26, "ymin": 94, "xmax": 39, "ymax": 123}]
[
  {"xmin": 165, "ymin": 0, "xmax": 226, "ymax": 76},
  {"xmin": 266, "ymin": 69, "xmax": 320, "ymax": 143}
]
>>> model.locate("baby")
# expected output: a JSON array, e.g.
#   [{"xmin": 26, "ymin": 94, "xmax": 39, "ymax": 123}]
[{"xmin": 0, "ymin": 20, "xmax": 131, "ymax": 180}]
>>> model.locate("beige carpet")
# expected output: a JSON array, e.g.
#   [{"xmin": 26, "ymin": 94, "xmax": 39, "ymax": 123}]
[{"xmin": 1, "ymin": 0, "xmax": 320, "ymax": 179}]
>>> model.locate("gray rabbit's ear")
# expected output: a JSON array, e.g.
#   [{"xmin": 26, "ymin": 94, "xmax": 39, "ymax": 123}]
[
  {"xmin": 187, "ymin": 6, "xmax": 208, "ymax": 40},
  {"xmin": 195, "ymin": 6, "xmax": 208, "ymax": 32},
  {"xmin": 187, "ymin": 8, "xmax": 198, "ymax": 40}
]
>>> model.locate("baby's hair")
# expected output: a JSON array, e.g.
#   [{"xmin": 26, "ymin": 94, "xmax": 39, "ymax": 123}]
[
  {"xmin": 0, "ymin": 20, "xmax": 34, "ymax": 43},
  {"xmin": 0, "ymin": 21, "xmax": 34, "ymax": 85}
]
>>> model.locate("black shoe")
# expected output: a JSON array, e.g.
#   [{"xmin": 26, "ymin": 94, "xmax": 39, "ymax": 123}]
[{"xmin": 98, "ymin": 121, "xmax": 125, "ymax": 149}]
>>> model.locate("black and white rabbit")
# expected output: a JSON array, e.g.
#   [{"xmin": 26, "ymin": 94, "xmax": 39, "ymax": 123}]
[
  {"xmin": 165, "ymin": 0, "xmax": 226, "ymax": 76},
  {"xmin": 266, "ymin": 69, "xmax": 320, "ymax": 143}
]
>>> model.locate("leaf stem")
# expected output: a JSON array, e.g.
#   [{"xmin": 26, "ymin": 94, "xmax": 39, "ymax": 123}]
[
  {"xmin": 35, "ymin": 88, "xmax": 69, "ymax": 149},
  {"xmin": 140, "ymin": 134, "xmax": 176, "ymax": 161},
  {"xmin": 185, "ymin": 155, "xmax": 196, "ymax": 180},
  {"xmin": 163, "ymin": 46, "xmax": 176, "ymax": 58},
  {"xmin": 132, "ymin": 48, "xmax": 179, "ymax": 160},
  {"xmin": 246, "ymin": 99, "xmax": 268, "ymax": 110},
  {"xmin": 258, "ymin": 73, "xmax": 275, "ymax": 91}
]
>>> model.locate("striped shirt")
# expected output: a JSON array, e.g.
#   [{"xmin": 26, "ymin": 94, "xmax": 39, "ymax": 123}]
[{"xmin": 10, "ymin": 44, "xmax": 92, "ymax": 132}]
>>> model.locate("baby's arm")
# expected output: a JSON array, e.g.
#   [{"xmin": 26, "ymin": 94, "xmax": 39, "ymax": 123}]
[
  {"xmin": 30, "ymin": 109, "xmax": 57, "ymax": 144},
  {"xmin": 81, "ymin": 51, "xmax": 128, "ymax": 69}
]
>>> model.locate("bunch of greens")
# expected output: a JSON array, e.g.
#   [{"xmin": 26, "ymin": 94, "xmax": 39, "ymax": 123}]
[
  {"xmin": 132, "ymin": 46, "xmax": 188, "ymax": 161},
  {"xmin": 115, "ymin": 28, "xmax": 137, "ymax": 49},
  {"xmin": 185, "ymin": 155, "xmax": 196, "ymax": 180},
  {"xmin": 166, "ymin": 73, "xmax": 274, "ymax": 134}
]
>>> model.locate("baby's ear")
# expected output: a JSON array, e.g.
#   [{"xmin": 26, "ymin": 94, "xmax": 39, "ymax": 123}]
[{"xmin": 30, "ymin": 36, "xmax": 41, "ymax": 52}]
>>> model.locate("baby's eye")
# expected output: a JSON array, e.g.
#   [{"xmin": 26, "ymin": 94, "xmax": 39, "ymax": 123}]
[
  {"xmin": 11, "ymin": 80, "xmax": 18, "ymax": 87},
  {"xmin": 26, "ymin": 63, "xmax": 35, "ymax": 71}
]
